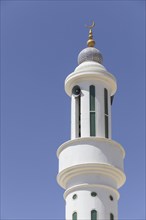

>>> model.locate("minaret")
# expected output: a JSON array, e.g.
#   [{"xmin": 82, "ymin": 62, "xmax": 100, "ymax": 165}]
[{"xmin": 57, "ymin": 22, "xmax": 126, "ymax": 220}]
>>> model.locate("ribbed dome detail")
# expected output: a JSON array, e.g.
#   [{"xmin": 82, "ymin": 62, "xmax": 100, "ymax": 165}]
[{"xmin": 78, "ymin": 47, "xmax": 103, "ymax": 65}]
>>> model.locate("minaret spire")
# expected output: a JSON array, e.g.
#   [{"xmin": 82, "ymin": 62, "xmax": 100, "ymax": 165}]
[
  {"xmin": 86, "ymin": 21, "xmax": 95, "ymax": 47},
  {"xmin": 57, "ymin": 23, "xmax": 126, "ymax": 220}
]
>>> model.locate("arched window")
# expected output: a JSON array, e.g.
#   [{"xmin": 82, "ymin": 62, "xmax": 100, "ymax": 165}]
[
  {"xmin": 90, "ymin": 85, "xmax": 96, "ymax": 136},
  {"xmin": 91, "ymin": 209, "xmax": 97, "ymax": 220},
  {"xmin": 72, "ymin": 212, "xmax": 77, "ymax": 220},
  {"xmin": 110, "ymin": 213, "xmax": 114, "ymax": 220},
  {"xmin": 104, "ymin": 88, "xmax": 109, "ymax": 138}
]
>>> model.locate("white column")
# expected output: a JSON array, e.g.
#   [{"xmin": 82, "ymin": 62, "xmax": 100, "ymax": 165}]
[
  {"xmin": 71, "ymin": 95, "xmax": 80, "ymax": 139},
  {"xmin": 80, "ymin": 83, "xmax": 90, "ymax": 137},
  {"xmin": 107, "ymin": 88, "xmax": 112, "ymax": 139},
  {"xmin": 65, "ymin": 187, "xmax": 118, "ymax": 220},
  {"xmin": 95, "ymin": 83, "xmax": 105, "ymax": 138}
]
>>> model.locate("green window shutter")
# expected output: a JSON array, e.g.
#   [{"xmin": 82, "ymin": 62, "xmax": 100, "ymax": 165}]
[
  {"xmin": 104, "ymin": 88, "xmax": 109, "ymax": 138},
  {"xmin": 90, "ymin": 85, "xmax": 95, "ymax": 111},
  {"xmin": 90, "ymin": 112, "xmax": 96, "ymax": 136},
  {"xmin": 90, "ymin": 85, "xmax": 96, "ymax": 136},
  {"xmin": 91, "ymin": 210, "xmax": 97, "ymax": 220},
  {"xmin": 78, "ymin": 96, "xmax": 81, "ymax": 137},
  {"xmin": 104, "ymin": 88, "xmax": 108, "ymax": 115},
  {"xmin": 72, "ymin": 212, "xmax": 77, "ymax": 220},
  {"xmin": 105, "ymin": 115, "xmax": 109, "ymax": 138},
  {"xmin": 110, "ymin": 213, "xmax": 114, "ymax": 220}
]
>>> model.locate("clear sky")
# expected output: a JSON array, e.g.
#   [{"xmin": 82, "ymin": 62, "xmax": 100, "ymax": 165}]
[{"xmin": 1, "ymin": 1, "xmax": 145, "ymax": 219}]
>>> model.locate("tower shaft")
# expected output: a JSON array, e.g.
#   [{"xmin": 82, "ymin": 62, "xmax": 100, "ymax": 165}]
[{"xmin": 57, "ymin": 26, "xmax": 126, "ymax": 220}]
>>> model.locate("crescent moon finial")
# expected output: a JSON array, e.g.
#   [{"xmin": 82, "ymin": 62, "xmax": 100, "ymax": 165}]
[
  {"xmin": 85, "ymin": 21, "xmax": 95, "ymax": 47},
  {"xmin": 85, "ymin": 21, "xmax": 95, "ymax": 29}
]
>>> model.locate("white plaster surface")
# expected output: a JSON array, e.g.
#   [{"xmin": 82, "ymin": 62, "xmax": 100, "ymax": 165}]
[
  {"xmin": 65, "ymin": 186, "xmax": 118, "ymax": 220},
  {"xmin": 58, "ymin": 138, "xmax": 124, "ymax": 173},
  {"xmin": 57, "ymin": 60, "xmax": 126, "ymax": 220}
]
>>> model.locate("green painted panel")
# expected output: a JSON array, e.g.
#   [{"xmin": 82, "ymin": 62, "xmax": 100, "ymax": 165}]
[
  {"xmin": 110, "ymin": 213, "xmax": 114, "ymax": 220},
  {"xmin": 90, "ymin": 85, "xmax": 95, "ymax": 111},
  {"xmin": 91, "ymin": 210, "xmax": 97, "ymax": 220},
  {"xmin": 78, "ymin": 96, "xmax": 81, "ymax": 137},
  {"xmin": 72, "ymin": 212, "xmax": 77, "ymax": 220},
  {"xmin": 104, "ymin": 88, "xmax": 109, "ymax": 138},
  {"xmin": 90, "ymin": 112, "xmax": 96, "ymax": 136},
  {"xmin": 105, "ymin": 115, "xmax": 109, "ymax": 138},
  {"xmin": 104, "ymin": 88, "xmax": 108, "ymax": 115}
]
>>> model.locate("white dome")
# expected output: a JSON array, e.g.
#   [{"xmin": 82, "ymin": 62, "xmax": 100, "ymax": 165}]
[{"xmin": 78, "ymin": 47, "xmax": 103, "ymax": 65}]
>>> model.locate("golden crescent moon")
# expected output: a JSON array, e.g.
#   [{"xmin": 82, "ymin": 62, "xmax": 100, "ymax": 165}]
[{"xmin": 85, "ymin": 21, "xmax": 95, "ymax": 29}]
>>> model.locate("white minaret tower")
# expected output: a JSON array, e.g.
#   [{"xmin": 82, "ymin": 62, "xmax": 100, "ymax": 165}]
[{"xmin": 57, "ymin": 22, "xmax": 126, "ymax": 220}]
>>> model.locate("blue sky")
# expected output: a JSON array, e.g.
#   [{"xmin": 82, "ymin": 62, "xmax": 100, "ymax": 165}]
[{"xmin": 1, "ymin": 1, "xmax": 145, "ymax": 219}]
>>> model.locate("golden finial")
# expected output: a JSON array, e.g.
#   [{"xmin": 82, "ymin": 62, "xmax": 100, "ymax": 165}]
[{"xmin": 85, "ymin": 21, "xmax": 95, "ymax": 47}]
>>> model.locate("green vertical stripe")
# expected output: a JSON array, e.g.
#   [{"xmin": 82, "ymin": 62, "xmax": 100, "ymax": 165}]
[
  {"xmin": 105, "ymin": 115, "xmax": 109, "ymax": 138},
  {"xmin": 73, "ymin": 212, "xmax": 77, "ymax": 220},
  {"xmin": 104, "ymin": 88, "xmax": 109, "ymax": 138},
  {"xmin": 78, "ymin": 96, "xmax": 81, "ymax": 137},
  {"xmin": 104, "ymin": 88, "xmax": 108, "ymax": 115},
  {"xmin": 110, "ymin": 213, "xmax": 114, "ymax": 220},
  {"xmin": 90, "ymin": 85, "xmax": 95, "ymax": 111},
  {"xmin": 90, "ymin": 112, "xmax": 96, "ymax": 136},
  {"xmin": 91, "ymin": 210, "xmax": 97, "ymax": 220},
  {"xmin": 90, "ymin": 85, "xmax": 96, "ymax": 136}
]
